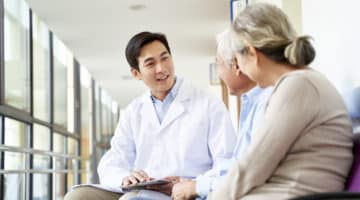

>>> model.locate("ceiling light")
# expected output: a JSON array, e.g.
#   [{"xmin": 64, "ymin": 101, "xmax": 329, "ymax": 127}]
[{"xmin": 129, "ymin": 4, "xmax": 146, "ymax": 11}]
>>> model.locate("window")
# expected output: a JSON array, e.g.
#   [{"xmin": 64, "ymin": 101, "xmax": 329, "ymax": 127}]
[
  {"xmin": 67, "ymin": 137, "xmax": 78, "ymax": 190},
  {"xmin": 53, "ymin": 132, "xmax": 65, "ymax": 154},
  {"xmin": 32, "ymin": 13, "xmax": 50, "ymax": 121},
  {"xmin": 53, "ymin": 132, "xmax": 66, "ymax": 199},
  {"xmin": 32, "ymin": 174, "xmax": 50, "ymax": 200},
  {"xmin": 95, "ymin": 84, "xmax": 101, "ymax": 143},
  {"xmin": 3, "ymin": 118, "xmax": 28, "ymax": 200},
  {"xmin": 0, "ymin": 0, "xmax": 120, "ymax": 197},
  {"xmin": 101, "ymin": 91, "xmax": 112, "ymax": 143},
  {"xmin": 80, "ymin": 66, "xmax": 92, "ymax": 183},
  {"xmin": 0, "ymin": 116, "xmax": 3, "ymax": 143},
  {"xmin": 4, "ymin": 117, "xmax": 28, "ymax": 147},
  {"xmin": 33, "ymin": 124, "xmax": 50, "ymax": 151},
  {"xmin": 112, "ymin": 101, "xmax": 119, "ymax": 132},
  {"xmin": 53, "ymin": 36, "xmax": 73, "ymax": 130},
  {"xmin": 4, "ymin": 0, "xmax": 30, "ymax": 111},
  {"xmin": 3, "ymin": 174, "xmax": 26, "ymax": 200},
  {"xmin": 32, "ymin": 124, "xmax": 51, "ymax": 199}
]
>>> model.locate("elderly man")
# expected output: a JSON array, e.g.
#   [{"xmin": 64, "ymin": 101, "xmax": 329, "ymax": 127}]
[{"xmin": 171, "ymin": 29, "xmax": 273, "ymax": 200}]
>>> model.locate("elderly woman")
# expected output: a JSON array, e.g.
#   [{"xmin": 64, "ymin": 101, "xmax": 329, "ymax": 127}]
[{"xmin": 207, "ymin": 3, "xmax": 353, "ymax": 200}]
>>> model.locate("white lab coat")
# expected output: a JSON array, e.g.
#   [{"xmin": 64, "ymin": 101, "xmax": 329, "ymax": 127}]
[{"xmin": 97, "ymin": 79, "xmax": 236, "ymax": 198}]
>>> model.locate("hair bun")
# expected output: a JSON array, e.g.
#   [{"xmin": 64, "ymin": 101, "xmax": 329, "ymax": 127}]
[{"xmin": 284, "ymin": 36, "xmax": 316, "ymax": 67}]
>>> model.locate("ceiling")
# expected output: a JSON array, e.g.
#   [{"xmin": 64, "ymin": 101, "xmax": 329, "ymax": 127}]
[{"xmin": 26, "ymin": 0, "xmax": 231, "ymax": 108}]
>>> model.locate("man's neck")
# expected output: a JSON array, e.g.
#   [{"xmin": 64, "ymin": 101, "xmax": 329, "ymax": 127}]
[
  {"xmin": 235, "ymin": 83, "xmax": 257, "ymax": 96},
  {"xmin": 152, "ymin": 91, "xmax": 169, "ymax": 101},
  {"xmin": 151, "ymin": 78, "xmax": 176, "ymax": 101}
]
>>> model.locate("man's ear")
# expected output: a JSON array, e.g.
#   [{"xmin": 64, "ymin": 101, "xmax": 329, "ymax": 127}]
[
  {"xmin": 235, "ymin": 68, "xmax": 242, "ymax": 76},
  {"xmin": 231, "ymin": 58, "xmax": 241, "ymax": 76},
  {"xmin": 131, "ymin": 68, "xmax": 142, "ymax": 80},
  {"xmin": 246, "ymin": 46, "xmax": 259, "ymax": 67}
]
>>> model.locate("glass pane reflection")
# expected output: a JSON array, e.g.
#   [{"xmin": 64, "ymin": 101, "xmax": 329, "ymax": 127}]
[
  {"xmin": 33, "ymin": 174, "xmax": 50, "ymax": 200},
  {"xmin": 3, "ymin": 174, "xmax": 26, "ymax": 200},
  {"xmin": 4, "ymin": 118, "xmax": 27, "ymax": 147},
  {"xmin": 32, "ymin": 13, "xmax": 50, "ymax": 121},
  {"xmin": 4, "ymin": 0, "xmax": 30, "ymax": 111}
]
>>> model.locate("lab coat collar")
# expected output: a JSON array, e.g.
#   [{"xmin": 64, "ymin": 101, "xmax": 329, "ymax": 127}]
[{"xmin": 141, "ymin": 76, "xmax": 192, "ymax": 131}]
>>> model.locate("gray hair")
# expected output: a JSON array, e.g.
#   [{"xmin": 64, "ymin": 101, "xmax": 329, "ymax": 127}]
[
  {"xmin": 216, "ymin": 29, "xmax": 234, "ymax": 66},
  {"xmin": 230, "ymin": 3, "xmax": 315, "ymax": 67}
]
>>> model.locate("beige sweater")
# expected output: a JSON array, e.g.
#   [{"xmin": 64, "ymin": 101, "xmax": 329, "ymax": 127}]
[{"xmin": 208, "ymin": 70, "xmax": 353, "ymax": 200}]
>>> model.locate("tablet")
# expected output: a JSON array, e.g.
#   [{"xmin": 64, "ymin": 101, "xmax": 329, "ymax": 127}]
[{"xmin": 121, "ymin": 179, "xmax": 170, "ymax": 192}]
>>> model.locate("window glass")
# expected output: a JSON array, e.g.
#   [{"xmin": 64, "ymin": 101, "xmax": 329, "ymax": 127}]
[
  {"xmin": 4, "ymin": 0, "xmax": 30, "ymax": 112},
  {"xmin": 33, "ymin": 174, "xmax": 50, "ymax": 200},
  {"xmin": 32, "ymin": 13, "xmax": 50, "ymax": 121},
  {"xmin": 4, "ymin": 118, "xmax": 27, "ymax": 147},
  {"xmin": 53, "ymin": 36, "xmax": 73, "ymax": 130},
  {"xmin": 112, "ymin": 101, "xmax": 119, "ymax": 132},
  {"xmin": 80, "ymin": 66, "xmax": 92, "ymax": 152},
  {"xmin": 33, "ymin": 124, "xmax": 50, "ymax": 151},
  {"xmin": 54, "ymin": 173, "xmax": 65, "ymax": 200},
  {"xmin": 80, "ymin": 66, "xmax": 92, "ymax": 183},
  {"xmin": 54, "ymin": 156, "xmax": 66, "ymax": 199},
  {"xmin": 3, "ymin": 174, "xmax": 26, "ymax": 200},
  {"xmin": 33, "ymin": 155, "xmax": 50, "ymax": 169},
  {"xmin": 101, "ymin": 91, "xmax": 112, "ymax": 143},
  {"xmin": 53, "ymin": 133, "xmax": 65, "ymax": 154},
  {"xmin": 95, "ymin": 84, "xmax": 101, "ymax": 143},
  {"xmin": 54, "ymin": 157, "xmax": 66, "ymax": 170},
  {"xmin": 67, "ymin": 158, "xmax": 78, "ymax": 190},
  {"xmin": 4, "ymin": 152, "xmax": 26, "ymax": 170},
  {"xmin": 0, "ymin": 116, "xmax": 3, "ymax": 144},
  {"xmin": 67, "ymin": 137, "xmax": 77, "ymax": 156},
  {"xmin": 3, "ymin": 152, "xmax": 26, "ymax": 200}
]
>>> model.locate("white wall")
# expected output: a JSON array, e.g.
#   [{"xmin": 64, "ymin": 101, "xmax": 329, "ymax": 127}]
[
  {"xmin": 302, "ymin": 0, "xmax": 360, "ymax": 94},
  {"xmin": 302, "ymin": 0, "xmax": 360, "ymax": 131}
]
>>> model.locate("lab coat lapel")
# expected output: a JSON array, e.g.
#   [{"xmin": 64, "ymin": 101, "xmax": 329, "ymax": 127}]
[
  {"xmin": 160, "ymin": 81, "xmax": 191, "ymax": 129},
  {"xmin": 141, "ymin": 93, "xmax": 161, "ymax": 130}
]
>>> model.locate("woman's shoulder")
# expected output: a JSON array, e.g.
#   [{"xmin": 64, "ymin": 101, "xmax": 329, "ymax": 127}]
[{"xmin": 274, "ymin": 69, "xmax": 321, "ymax": 94}]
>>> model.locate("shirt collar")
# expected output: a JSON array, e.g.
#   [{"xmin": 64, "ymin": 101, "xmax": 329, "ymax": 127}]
[{"xmin": 241, "ymin": 86, "xmax": 264, "ymax": 102}]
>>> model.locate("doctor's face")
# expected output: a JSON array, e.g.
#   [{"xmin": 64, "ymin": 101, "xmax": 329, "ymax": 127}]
[{"xmin": 132, "ymin": 40, "xmax": 175, "ymax": 99}]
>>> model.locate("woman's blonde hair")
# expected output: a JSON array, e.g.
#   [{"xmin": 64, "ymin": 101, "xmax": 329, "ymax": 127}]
[{"xmin": 231, "ymin": 3, "xmax": 315, "ymax": 67}]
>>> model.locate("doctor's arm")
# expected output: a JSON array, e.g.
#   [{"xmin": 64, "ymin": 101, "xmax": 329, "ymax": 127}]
[{"xmin": 97, "ymin": 108, "xmax": 140, "ymax": 188}]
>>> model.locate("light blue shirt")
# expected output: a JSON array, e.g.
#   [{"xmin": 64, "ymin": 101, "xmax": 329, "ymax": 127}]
[
  {"xmin": 151, "ymin": 77, "xmax": 182, "ymax": 124},
  {"xmin": 195, "ymin": 86, "xmax": 273, "ymax": 199}
]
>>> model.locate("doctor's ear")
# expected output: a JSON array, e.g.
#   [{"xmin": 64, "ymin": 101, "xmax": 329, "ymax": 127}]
[{"xmin": 131, "ymin": 68, "xmax": 142, "ymax": 80}]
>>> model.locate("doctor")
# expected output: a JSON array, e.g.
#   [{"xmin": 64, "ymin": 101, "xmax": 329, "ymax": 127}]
[{"xmin": 65, "ymin": 31, "xmax": 236, "ymax": 200}]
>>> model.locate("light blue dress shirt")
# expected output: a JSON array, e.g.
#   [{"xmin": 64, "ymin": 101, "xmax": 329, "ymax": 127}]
[
  {"xmin": 151, "ymin": 77, "xmax": 182, "ymax": 124},
  {"xmin": 195, "ymin": 86, "xmax": 273, "ymax": 199}
]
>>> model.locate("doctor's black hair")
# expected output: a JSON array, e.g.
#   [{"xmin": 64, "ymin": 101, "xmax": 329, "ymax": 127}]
[{"xmin": 125, "ymin": 31, "xmax": 172, "ymax": 71}]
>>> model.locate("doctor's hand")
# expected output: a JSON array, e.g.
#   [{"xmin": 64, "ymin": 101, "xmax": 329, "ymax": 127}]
[
  {"xmin": 171, "ymin": 179, "xmax": 198, "ymax": 200},
  {"xmin": 146, "ymin": 176, "xmax": 180, "ymax": 196},
  {"xmin": 122, "ymin": 170, "xmax": 152, "ymax": 186}
]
